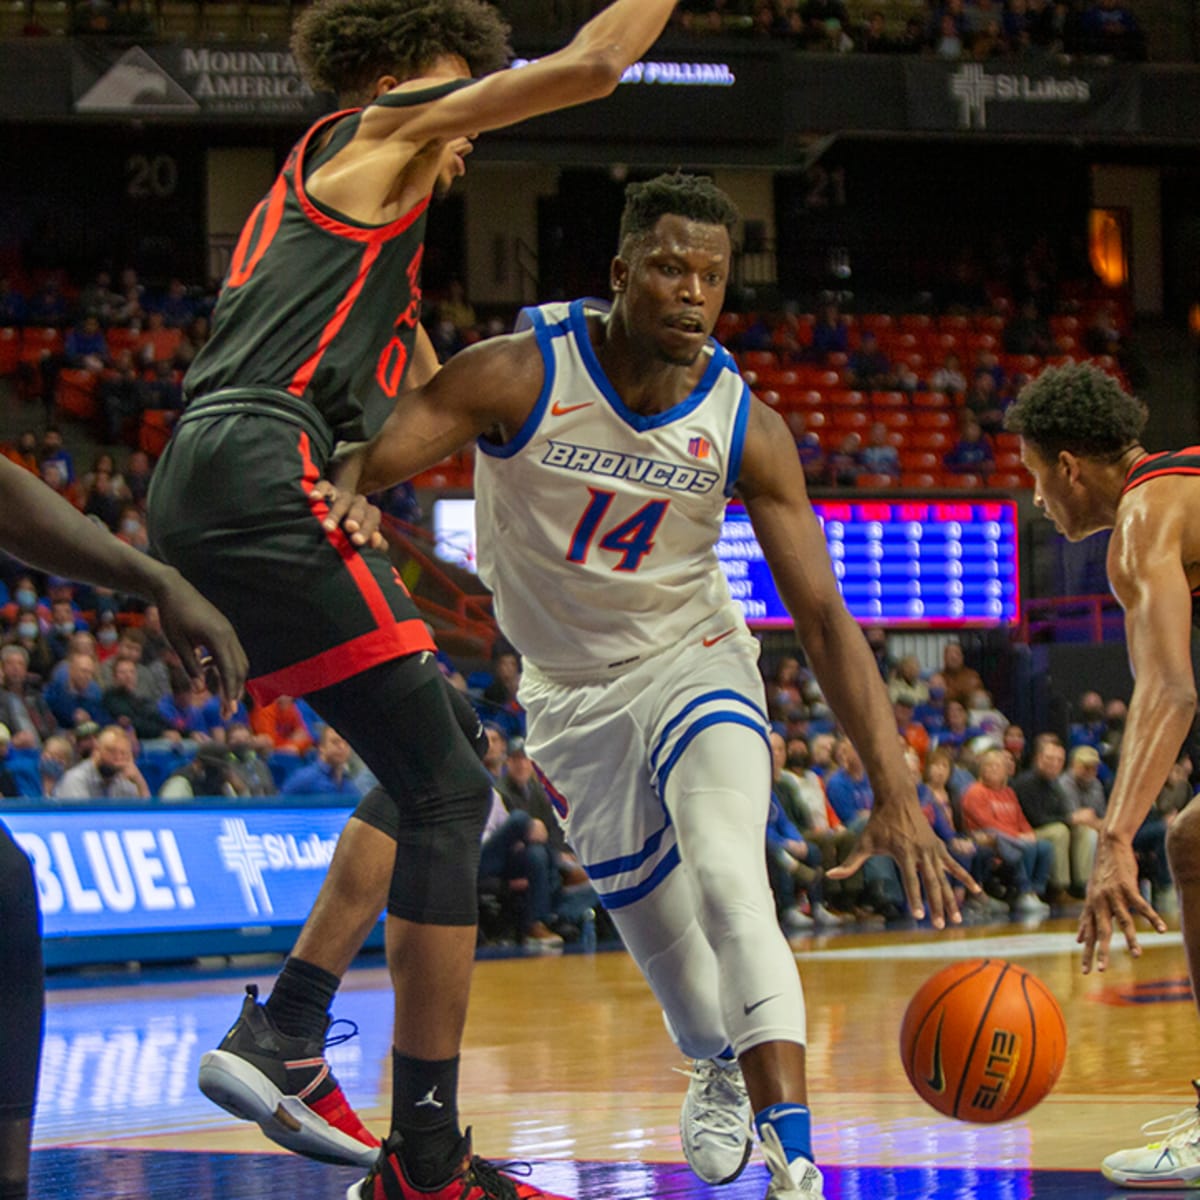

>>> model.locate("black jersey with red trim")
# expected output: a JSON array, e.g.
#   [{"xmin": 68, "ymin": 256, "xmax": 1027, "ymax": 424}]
[
  {"xmin": 185, "ymin": 79, "xmax": 472, "ymax": 444},
  {"xmin": 1122, "ymin": 446, "xmax": 1200, "ymax": 628}
]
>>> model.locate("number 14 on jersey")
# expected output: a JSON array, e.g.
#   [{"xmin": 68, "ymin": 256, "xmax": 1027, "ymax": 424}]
[{"xmin": 566, "ymin": 488, "xmax": 670, "ymax": 572}]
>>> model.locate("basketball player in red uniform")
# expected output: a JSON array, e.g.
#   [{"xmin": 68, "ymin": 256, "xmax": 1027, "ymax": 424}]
[
  {"xmin": 146, "ymin": 1, "xmax": 683, "ymax": 1197},
  {"xmin": 1005, "ymin": 362, "xmax": 1200, "ymax": 1187}
]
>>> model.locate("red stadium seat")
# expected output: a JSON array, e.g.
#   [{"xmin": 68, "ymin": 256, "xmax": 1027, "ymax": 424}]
[
  {"xmin": 874, "ymin": 409, "xmax": 912, "ymax": 430},
  {"xmin": 942, "ymin": 472, "xmax": 983, "ymax": 489},
  {"xmin": 139, "ymin": 410, "xmax": 176, "ymax": 457},
  {"xmin": 828, "ymin": 389, "xmax": 867, "ymax": 408},
  {"xmin": 777, "ymin": 388, "xmax": 825, "ymax": 412},
  {"xmin": 900, "ymin": 472, "xmax": 937, "ymax": 489},
  {"xmin": 913, "ymin": 409, "xmax": 954, "ymax": 430},
  {"xmin": 937, "ymin": 314, "xmax": 971, "ymax": 333},
  {"xmin": 740, "ymin": 349, "xmax": 778, "ymax": 370},
  {"xmin": 899, "ymin": 314, "xmax": 932, "ymax": 333},
  {"xmin": 994, "ymin": 432, "xmax": 1021, "ymax": 453},
  {"xmin": 18, "ymin": 326, "xmax": 62, "ymax": 368},
  {"xmin": 899, "ymin": 450, "xmax": 940, "ymax": 473},
  {"xmin": 855, "ymin": 473, "xmax": 897, "ymax": 489},
  {"xmin": 994, "ymin": 451, "xmax": 1023, "ymax": 471},
  {"xmin": 908, "ymin": 430, "xmax": 951, "ymax": 451},
  {"xmin": 871, "ymin": 391, "xmax": 908, "ymax": 411},
  {"xmin": 829, "ymin": 408, "xmax": 870, "ymax": 431},
  {"xmin": 861, "ymin": 314, "xmax": 893, "ymax": 334},
  {"xmin": 0, "ymin": 327, "xmax": 19, "ymax": 376},
  {"xmin": 989, "ymin": 472, "xmax": 1029, "ymax": 489},
  {"xmin": 913, "ymin": 391, "xmax": 951, "ymax": 410},
  {"xmin": 54, "ymin": 368, "xmax": 99, "ymax": 422}
]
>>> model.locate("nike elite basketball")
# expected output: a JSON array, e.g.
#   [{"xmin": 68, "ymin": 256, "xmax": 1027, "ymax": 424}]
[{"xmin": 899, "ymin": 959, "xmax": 1067, "ymax": 1122}]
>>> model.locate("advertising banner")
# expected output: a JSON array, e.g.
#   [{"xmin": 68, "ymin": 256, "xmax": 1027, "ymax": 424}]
[
  {"xmin": 5, "ymin": 803, "xmax": 354, "ymax": 938},
  {"xmin": 904, "ymin": 59, "xmax": 1140, "ymax": 134}
]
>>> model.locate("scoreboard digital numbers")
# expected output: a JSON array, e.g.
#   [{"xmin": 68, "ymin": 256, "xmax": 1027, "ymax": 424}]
[{"xmin": 719, "ymin": 498, "xmax": 1020, "ymax": 628}]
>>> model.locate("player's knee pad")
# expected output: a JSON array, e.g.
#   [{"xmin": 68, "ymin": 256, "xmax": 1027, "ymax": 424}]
[{"xmin": 386, "ymin": 782, "xmax": 494, "ymax": 925}]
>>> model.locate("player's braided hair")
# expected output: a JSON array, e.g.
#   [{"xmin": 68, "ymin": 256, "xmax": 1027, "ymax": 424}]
[
  {"xmin": 1003, "ymin": 362, "xmax": 1147, "ymax": 462},
  {"xmin": 292, "ymin": 0, "xmax": 511, "ymax": 104},
  {"xmin": 618, "ymin": 173, "xmax": 741, "ymax": 248}
]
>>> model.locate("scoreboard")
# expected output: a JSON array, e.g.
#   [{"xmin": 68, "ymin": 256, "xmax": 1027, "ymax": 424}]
[
  {"xmin": 431, "ymin": 495, "xmax": 1021, "ymax": 629},
  {"xmin": 720, "ymin": 498, "xmax": 1020, "ymax": 628}
]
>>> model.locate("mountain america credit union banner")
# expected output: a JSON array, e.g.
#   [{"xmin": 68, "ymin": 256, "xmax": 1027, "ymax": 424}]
[
  {"xmin": 904, "ymin": 60, "xmax": 1140, "ymax": 134},
  {"xmin": 5, "ymin": 804, "xmax": 353, "ymax": 936},
  {"xmin": 70, "ymin": 44, "xmax": 329, "ymax": 118}
]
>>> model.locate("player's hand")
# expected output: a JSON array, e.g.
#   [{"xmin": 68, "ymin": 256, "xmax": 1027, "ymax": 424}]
[
  {"xmin": 152, "ymin": 570, "xmax": 248, "ymax": 719},
  {"xmin": 309, "ymin": 477, "xmax": 385, "ymax": 551},
  {"xmin": 1078, "ymin": 836, "xmax": 1167, "ymax": 974},
  {"xmin": 828, "ymin": 800, "xmax": 980, "ymax": 929}
]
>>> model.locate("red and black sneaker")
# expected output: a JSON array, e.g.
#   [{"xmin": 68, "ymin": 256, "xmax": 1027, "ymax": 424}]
[
  {"xmin": 198, "ymin": 984, "xmax": 380, "ymax": 1167},
  {"xmin": 348, "ymin": 1130, "xmax": 572, "ymax": 1200}
]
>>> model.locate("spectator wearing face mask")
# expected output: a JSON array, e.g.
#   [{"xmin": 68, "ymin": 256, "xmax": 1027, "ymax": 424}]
[
  {"xmin": 44, "ymin": 599, "xmax": 89, "ymax": 665},
  {"xmin": 38, "ymin": 735, "xmax": 74, "ymax": 796},
  {"xmin": 0, "ymin": 576, "xmax": 49, "ymax": 630},
  {"xmin": 53, "ymin": 725, "xmax": 149, "ymax": 800}
]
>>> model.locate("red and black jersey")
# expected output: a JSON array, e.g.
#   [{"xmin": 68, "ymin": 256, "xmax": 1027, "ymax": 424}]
[
  {"xmin": 186, "ymin": 79, "xmax": 472, "ymax": 444},
  {"xmin": 1122, "ymin": 446, "xmax": 1200, "ymax": 627}
]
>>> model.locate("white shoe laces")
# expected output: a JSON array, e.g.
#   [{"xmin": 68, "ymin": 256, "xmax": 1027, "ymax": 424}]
[
  {"xmin": 1139, "ymin": 1102, "xmax": 1200, "ymax": 1149},
  {"xmin": 675, "ymin": 1059, "xmax": 751, "ymax": 1139},
  {"xmin": 760, "ymin": 1123, "xmax": 824, "ymax": 1197}
]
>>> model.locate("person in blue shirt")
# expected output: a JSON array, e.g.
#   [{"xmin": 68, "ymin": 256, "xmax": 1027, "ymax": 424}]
[
  {"xmin": 281, "ymin": 726, "xmax": 360, "ymax": 799},
  {"xmin": 43, "ymin": 649, "xmax": 107, "ymax": 728}
]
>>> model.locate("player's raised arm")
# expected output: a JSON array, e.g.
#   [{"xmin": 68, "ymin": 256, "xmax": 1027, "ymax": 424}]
[
  {"xmin": 1078, "ymin": 491, "xmax": 1192, "ymax": 971},
  {"xmin": 736, "ymin": 398, "xmax": 978, "ymax": 927},
  {"xmin": 364, "ymin": 0, "xmax": 680, "ymax": 145}
]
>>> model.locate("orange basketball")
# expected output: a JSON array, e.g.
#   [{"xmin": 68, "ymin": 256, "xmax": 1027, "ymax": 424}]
[{"xmin": 899, "ymin": 958, "xmax": 1067, "ymax": 1123}]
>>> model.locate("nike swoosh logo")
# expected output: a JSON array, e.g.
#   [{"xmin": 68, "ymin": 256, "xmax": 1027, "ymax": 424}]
[
  {"xmin": 551, "ymin": 400, "xmax": 593, "ymax": 416},
  {"xmin": 924, "ymin": 1011, "xmax": 946, "ymax": 1093},
  {"xmin": 743, "ymin": 994, "xmax": 779, "ymax": 1015},
  {"xmin": 703, "ymin": 629, "xmax": 736, "ymax": 647}
]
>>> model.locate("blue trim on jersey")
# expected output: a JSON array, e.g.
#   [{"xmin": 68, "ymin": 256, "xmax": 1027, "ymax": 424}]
[
  {"xmin": 649, "ymin": 688, "xmax": 768, "ymax": 778},
  {"xmin": 656, "ymin": 712, "xmax": 771, "ymax": 799},
  {"xmin": 585, "ymin": 818, "xmax": 672, "ymax": 880},
  {"xmin": 568, "ymin": 299, "xmax": 731, "ymax": 433},
  {"xmin": 724, "ymin": 382, "xmax": 752, "ymax": 498},
  {"xmin": 477, "ymin": 306, "xmax": 559, "ymax": 459},
  {"xmin": 595, "ymin": 844, "xmax": 681, "ymax": 910}
]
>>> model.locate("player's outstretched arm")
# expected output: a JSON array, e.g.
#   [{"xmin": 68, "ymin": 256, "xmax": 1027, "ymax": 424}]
[
  {"xmin": 737, "ymin": 399, "xmax": 978, "ymax": 927},
  {"xmin": 367, "ymin": 0, "xmax": 679, "ymax": 145},
  {"xmin": 1079, "ymin": 495, "xmax": 1192, "ymax": 972},
  {"xmin": 323, "ymin": 332, "xmax": 543, "ymax": 514},
  {"xmin": 0, "ymin": 455, "xmax": 247, "ymax": 712}
]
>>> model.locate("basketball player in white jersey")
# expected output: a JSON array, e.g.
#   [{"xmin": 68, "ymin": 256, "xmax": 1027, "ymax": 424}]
[{"xmin": 323, "ymin": 173, "xmax": 976, "ymax": 1199}]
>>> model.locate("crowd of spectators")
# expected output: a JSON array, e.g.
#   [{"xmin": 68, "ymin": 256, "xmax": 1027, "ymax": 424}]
[
  {"xmin": 760, "ymin": 629, "xmax": 1185, "ymax": 930},
  {"xmin": 668, "ymin": 0, "xmax": 1147, "ymax": 61},
  {"xmin": 1, "ymin": 267, "xmax": 212, "ymax": 442}
]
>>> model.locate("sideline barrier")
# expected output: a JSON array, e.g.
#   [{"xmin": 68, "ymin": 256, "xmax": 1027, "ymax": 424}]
[{"xmin": 1, "ymin": 796, "xmax": 377, "ymax": 967}]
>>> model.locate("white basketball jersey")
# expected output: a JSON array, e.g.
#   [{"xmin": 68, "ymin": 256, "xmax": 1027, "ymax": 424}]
[{"xmin": 474, "ymin": 299, "xmax": 751, "ymax": 682}]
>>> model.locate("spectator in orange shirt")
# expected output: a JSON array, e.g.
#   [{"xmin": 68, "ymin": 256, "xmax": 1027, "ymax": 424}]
[
  {"xmin": 961, "ymin": 747, "xmax": 1052, "ymax": 915},
  {"xmin": 894, "ymin": 697, "xmax": 930, "ymax": 767},
  {"xmin": 250, "ymin": 695, "xmax": 315, "ymax": 756}
]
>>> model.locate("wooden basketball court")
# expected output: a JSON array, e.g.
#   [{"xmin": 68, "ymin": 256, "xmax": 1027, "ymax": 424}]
[{"xmin": 31, "ymin": 915, "xmax": 1197, "ymax": 1198}]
